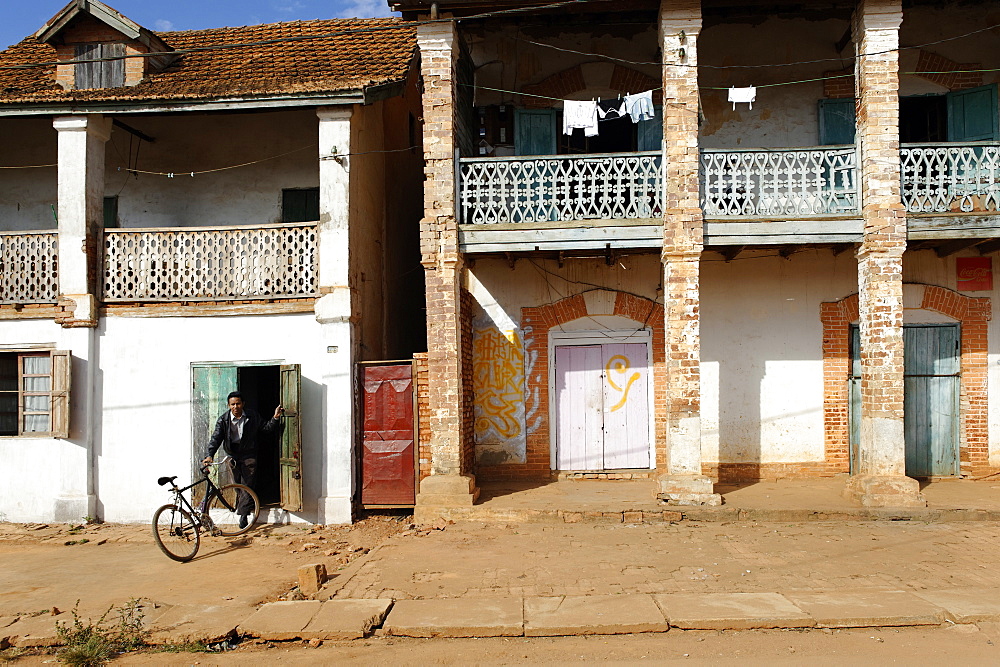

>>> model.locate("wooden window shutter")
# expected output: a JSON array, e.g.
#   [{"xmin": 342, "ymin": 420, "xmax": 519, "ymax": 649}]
[{"xmin": 50, "ymin": 350, "xmax": 72, "ymax": 438}]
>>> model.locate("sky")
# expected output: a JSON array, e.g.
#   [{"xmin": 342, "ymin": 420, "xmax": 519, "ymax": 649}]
[{"xmin": 1, "ymin": 0, "xmax": 398, "ymax": 50}]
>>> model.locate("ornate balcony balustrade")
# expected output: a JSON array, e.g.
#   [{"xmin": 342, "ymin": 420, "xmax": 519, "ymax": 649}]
[
  {"xmin": 901, "ymin": 142, "xmax": 1000, "ymax": 214},
  {"xmin": 700, "ymin": 146, "xmax": 859, "ymax": 217},
  {"xmin": 459, "ymin": 151, "xmax": 663, "ymax": 224},
  {"xmin": 0, "ymin": 231, "xmax": 58, "ymax": 304},
  {"xmin": 103, "ymin": 223, "xmax": 317, "ymax": 302}
]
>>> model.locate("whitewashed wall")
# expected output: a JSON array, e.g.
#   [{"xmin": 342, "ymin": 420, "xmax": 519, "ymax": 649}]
[
  {"xmin": 96, "ymin": 313, "xmax": 342, "ymax": 524},
  {"xmin": 0, "ymin": 118, "xmax": 58, "ymax": 231},
  {"xmin": 0, "ymin": 319, "xmax": 95, "ymax": 522},
  {"xmin": 105, "ymin": 109, "xmax": 318, "ymax": 229}
]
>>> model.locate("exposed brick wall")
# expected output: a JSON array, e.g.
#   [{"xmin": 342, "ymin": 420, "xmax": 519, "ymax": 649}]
[
  {"xmin": 417, "ymin": 22, "xmax": 470, "ymax": 479},
  {"xmin": 52, "ymin": 18, "xmax": 152, "ymax": 90},
  {"xmin": 916, "ymin": 50, "xmax": 983, "ymax": 91},
  {"xmin": 660, "ymin": 1, "xmax": 705, "ymax": 478},
  {"xmin": 823, "ymin": 68, "xmax": 855, "ymax": 99},
  {"xmin": 413, "ymin": 352, "xmax": 431, "ymax": 481},
  {"xmin": 520, "ymin": 64, "xmax": 662, "ymax": 109},
  {"xmin": 821, "ymin": 286, "xmax": 992, "ymax": 479},
  {"xmin": 460, "ymin": 288, "xmax": 476, "ymax": 475},
  {"xmin": 475, "ymin": 290, "xmax": 666, "ymax": 482}
]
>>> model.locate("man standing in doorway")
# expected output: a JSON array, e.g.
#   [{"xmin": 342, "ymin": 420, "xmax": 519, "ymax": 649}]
[{"xmin": 202, "ymin": 391, "xmax": 284, "ymax": 528}]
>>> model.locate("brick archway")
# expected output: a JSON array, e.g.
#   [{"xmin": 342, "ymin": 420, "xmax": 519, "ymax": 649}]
[
  {"xmin": 474, "ymin": 290, "xmax": 665, "ymax": 481},
  {"xmin": 821, "ymin": 285, "xmax": 991, "ymax": 477}
]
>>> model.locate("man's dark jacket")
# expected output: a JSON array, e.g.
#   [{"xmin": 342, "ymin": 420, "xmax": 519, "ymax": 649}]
[{"xmin": 205, "ymin": 409, "xmax": 280, "ymax": 460}]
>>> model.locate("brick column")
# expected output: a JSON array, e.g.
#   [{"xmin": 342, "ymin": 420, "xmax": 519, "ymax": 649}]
[
  {"xmin": 845, "ymin": 0, "xmax": 924, "ymax": 507},
  {"xmin": 414, "ymin": 19, "xmax": 478, "ymax": 518},
  {"xmin": 656, "ymin": 1, "xmax": 720, "ymax": 506},
  {"xmin": 54, "ymin": 114, "xmax": 110, "ymax": 327},
  {"xmin": 315, "ymin": 106, "xmax": 357, "ymax": 524}
]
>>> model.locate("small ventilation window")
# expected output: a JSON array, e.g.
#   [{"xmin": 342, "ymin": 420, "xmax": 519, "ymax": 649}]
[{"xmin": 74, "ymin": 43, "xmax": 125, "ymax": 89}]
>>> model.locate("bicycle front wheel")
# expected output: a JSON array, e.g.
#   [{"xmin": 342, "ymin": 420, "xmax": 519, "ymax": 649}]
[
  {"xmin": 206, "ymin": 484, "xmax": 261, "ymax": 536},
  {"xmin": 152, "ymin": 504, "xmax": 201, "ymax": 562}
]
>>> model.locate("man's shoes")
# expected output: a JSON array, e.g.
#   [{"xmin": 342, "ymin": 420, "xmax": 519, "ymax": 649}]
[{"xmin": 238, "ymin": 514, "xmax": 249, "ymax": 529}]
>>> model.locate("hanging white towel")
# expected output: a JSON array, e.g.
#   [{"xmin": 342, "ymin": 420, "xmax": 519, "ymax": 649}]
[
  {"xmin": 728, "ymin": 86, "xmax": 757, "ymax": 110},
  {"xmin": 624, "ymin": 90, "xmax": 655, "ymax": 122},
  {"xmin": 563, "ymin": 100, "xmax": 599, "ymax": 137}
]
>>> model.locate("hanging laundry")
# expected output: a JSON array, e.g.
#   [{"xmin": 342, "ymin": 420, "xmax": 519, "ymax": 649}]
[
  {"xmin": 563, "ymin": 99, "xmax": 599, "ymax": 136},
  {"xmin": 728, "ymin": 86, "xmax": 757, "ymax": 110},
  {"xmin": 597, "ymin": 97, "xmax": 628, "ymax": 120},
  {"xmin": 624, "ymin": 90, "xmax": 655, "ymax": 122}
]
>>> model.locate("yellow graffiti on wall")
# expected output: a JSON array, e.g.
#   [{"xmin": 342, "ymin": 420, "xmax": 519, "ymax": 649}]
[
  {"xmin": 605, "ymin": 354, "xmax": 640, "ymax": 412},
  {"xmin": 472, "ymin": 325, "xmax": 525, "ymax": 442}
]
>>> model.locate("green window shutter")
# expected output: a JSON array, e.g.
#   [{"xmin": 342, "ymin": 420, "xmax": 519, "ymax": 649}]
[
  {"xmin": 515, "ymin": 109, "xmax": 557, "ymax": 156},
  {"xmin": 637, "ymin": 105, "xmax": 663, "ymax": 151},
  {"xmin": 947, "ymin": 84, "xmax": 999, "ymax": 141},
  {"xmin": 818, "ymin": 98, "xmax": 856, "ymax": 145},
  {"xmin": 103, "ymin": 196, "xmax": 119, "ymax": 228},
  {"xmin": 281, "ymin": 188, "xmax": 319, "ymax": 223}
]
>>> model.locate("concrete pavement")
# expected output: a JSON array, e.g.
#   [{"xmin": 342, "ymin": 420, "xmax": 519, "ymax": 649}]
[{"xmin": 5, "ymin": 479, "xmax": 1000, "ymax": 647}]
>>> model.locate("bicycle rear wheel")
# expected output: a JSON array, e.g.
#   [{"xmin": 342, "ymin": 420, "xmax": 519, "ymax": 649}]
[
  {"xmin": 205, "ymin": 483, "xmax": 261, "ymax": 536},
  {"xmin": 152, "ymin": 504, "xmax": 200, "ymax": 562}
]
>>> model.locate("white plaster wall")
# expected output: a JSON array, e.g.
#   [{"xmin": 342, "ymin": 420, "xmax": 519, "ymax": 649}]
[
  {"xmin": 95, "ymin": 313, "xmax": 342, "ymax": 524},
  {"xmin": 0, "ymin": 118, "xmax": 58, "ymax": 231},
  {"xmin": 104, "ymin": 109, "xmax": 317, "ymax": 228},
  {"xmin": 701, "ymin": 249, "xmax": 858, "ymax": 463},
  {"xmin": 0, "ymin": 319, "xmax": 95, "ymax": 523}
]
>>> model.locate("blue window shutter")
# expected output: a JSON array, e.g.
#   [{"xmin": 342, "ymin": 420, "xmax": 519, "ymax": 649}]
[
  {"xmin": 515, "ymin": 109, "xmax": 557, "ymax": 156},
  {"xmin": 818, "ymin": 98, "xmax": 856, "ymax": 145},
  {"xmin": 637, "ymin": 105, "xmax": 663, "ymax": 151},
  {"xmin": 947, "ymin": 84, "xmax": 999, "ymax": 141}
]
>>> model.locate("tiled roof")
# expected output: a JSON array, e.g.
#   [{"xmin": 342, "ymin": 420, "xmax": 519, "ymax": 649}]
[{"xmin": 0, "ymin": 18, "xmax": 416, "ymax": 106}]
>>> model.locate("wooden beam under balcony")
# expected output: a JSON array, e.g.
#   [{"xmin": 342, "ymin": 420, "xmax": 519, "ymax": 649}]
[{"xmin": 459, "ymin": 219, "xmax": 662, "ymax": 254}]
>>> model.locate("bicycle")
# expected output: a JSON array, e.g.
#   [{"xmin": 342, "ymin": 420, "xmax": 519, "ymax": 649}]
[{"xmin": 152, "ymin": 457, "xmax": 261, "ymax": 562}]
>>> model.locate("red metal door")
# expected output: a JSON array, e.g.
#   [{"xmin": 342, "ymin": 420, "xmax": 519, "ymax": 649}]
[{"xmin": 361, "ymin": 363, "xmax": 416, "ymax": 506}]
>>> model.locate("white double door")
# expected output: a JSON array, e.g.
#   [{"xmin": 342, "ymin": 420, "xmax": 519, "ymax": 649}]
[{"xmin": 554, "ymin": 342, "xmax": 651, "ymax": 470}]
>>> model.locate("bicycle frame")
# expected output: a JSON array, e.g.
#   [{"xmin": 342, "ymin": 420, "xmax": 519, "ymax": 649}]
[{"xmin": 163, "ymin": 467, "xmax": 238, "ymax": 529}]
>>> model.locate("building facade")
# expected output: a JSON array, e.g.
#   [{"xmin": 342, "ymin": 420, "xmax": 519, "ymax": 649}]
[
  {"xmin": 399, "ymin": 0, "xmax": 1000, "ymax": 515},
  {"xmin": 0, "ymin": 1, "xmax": 424, "ymax": 524}
]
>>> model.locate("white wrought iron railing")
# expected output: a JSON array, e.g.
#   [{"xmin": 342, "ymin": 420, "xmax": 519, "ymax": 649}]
[
  {"xmin": 700, "ymin": 145, "xmax": 859, "ymax": 217},
  {"xmin": 901, "ymin": 142, "xmax": 1000, "ymax": 214},
  {"xmin": 459, "ymin": 151, "xmax": 663, "ymax": 224},
  {"xmin": 0, "ymin": 231, "xmax": 58, "ymax": 304},
  {"xmin": 103, "ymin": 223, "xmax": 317, "ymax": 302}
]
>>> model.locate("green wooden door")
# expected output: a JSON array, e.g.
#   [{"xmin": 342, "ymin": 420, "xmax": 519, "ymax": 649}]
[
  {"xmin": 947, "ymin": 84, "xmax": 999, "ymax": 142},
  {"xmin": 637, "ymin": 106, "xmax": 663, "ymax": 151},
  {"xmin": 849, "ymin": 324, "xmax": 960, "ymax": 477},
  {"xmin": 515, "ymin": 109, "xmax": 557, "ymax": 156},
  {"xmin": 191, "ymin": 364, "xmax": 238, "ymax": 492},
  {"xmin": 279, "ymin": 364, "xmax": 303, "ymax": 511},
  {"xmin": 819, "ymin": 98, "xmax": 856, "ymax": 145}
]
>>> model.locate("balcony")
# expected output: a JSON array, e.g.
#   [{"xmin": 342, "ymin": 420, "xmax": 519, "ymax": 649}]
[
  {"xmin": 102, "ymin": 223, "xmax": 318, "ymax": 302},
  {"xmin": 0, "ymin": 231, "xmax": 58, "ymax": 304},
  {"xmin": 902, "ymin": 142, "xmax": 1000, "ymax": 240},
  {"xmin": 458, "ymin": 151, "xmax": 664, "ymax": 253}
]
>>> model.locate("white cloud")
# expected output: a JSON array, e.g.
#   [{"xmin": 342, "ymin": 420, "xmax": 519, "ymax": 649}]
[
  {"xmin": 153, "ymin": 19, "xmax": 175, "ymax": 31},
  {"xmin": 335, "ymin": 0, "xmax": 398, "ymax": 18},
  {"xmin": 274, "ymin": 1, "xmax": 307, "ymax": 12}
]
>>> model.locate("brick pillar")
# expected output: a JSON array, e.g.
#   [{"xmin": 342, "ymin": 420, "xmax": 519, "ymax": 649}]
[
  {"xmin": 655, "ymin": 1, "xmax": 720, "ymax": 506},
  {"xmin": 54, "ymin": 114, "xmax": 110, "ymax": 327},
  {"xmin": 315, "ymin": 106, "xmax": 357, "ymax": 524},
  {"xmin": 413, "ymin": 19, "xmax": 478, "ymax": 518},
  {"xmin": 845, "ymin": 0, "xmax": 924, "ymax": 507}
]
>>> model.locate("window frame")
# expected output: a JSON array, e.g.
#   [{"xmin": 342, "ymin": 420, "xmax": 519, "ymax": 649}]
[{"xmin": 0, "ymin": 349, "xmax": 71, "ymax": 438}]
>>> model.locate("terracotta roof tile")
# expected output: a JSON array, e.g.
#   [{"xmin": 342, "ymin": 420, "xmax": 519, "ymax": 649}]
[{"xmin": 0, "ymin": 18, "xmax": 416, "ymax": 106}]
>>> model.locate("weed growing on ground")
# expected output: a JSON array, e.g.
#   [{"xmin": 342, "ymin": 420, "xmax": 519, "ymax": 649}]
[
  {"xmin": 155, "ymin": 640, "xmax": 209, "ymax": 653},
  {"xmin": 54, "ymin": 598, "xmax": 147, "ymax": 666},
  {"xmin": 0, "ymin": 646, "xmax": 25, "ymax": 663}
]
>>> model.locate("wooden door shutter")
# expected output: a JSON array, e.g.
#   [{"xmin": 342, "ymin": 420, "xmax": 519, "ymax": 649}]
[
  {"xmin": 637, "ymin": 106, "xmax": 663, "ymax": 151},
  {"xmin": 947, "ymin": 84, "xmax": 999, "ymax": 141},
  {"xmin": 818, "ymin": 98, "xmax": 856, "ymax": 145},
  {"xmin": 279, "ymin": 364, "xmax": 303, "ymax": 511},
  {"xmin": 515, "ymin": 109, "xmax": 557, "ymax": 156},
  {"xmin": 50, "ymin": 350, "xmax": 71, "ymax": 439}
]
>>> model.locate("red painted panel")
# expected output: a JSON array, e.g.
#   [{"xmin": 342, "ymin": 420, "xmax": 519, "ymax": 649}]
[{"xmin": 361, "ymin": 364, "xmax": 416, "ymax": 505}]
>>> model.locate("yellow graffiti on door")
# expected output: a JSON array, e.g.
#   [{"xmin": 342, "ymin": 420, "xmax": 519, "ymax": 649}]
[
  {"xmin": 472, "ymin": 325, "xmax": 525, "ymax": 442},
  {"xmin": 605, "ymin": 354, "xmax": 640, "ymax": 412}
]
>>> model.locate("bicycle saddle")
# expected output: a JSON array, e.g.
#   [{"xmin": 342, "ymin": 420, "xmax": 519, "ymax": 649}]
[{"xmin": 157, "ymin": 476, "xmax": 177, "ymax": 486}]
